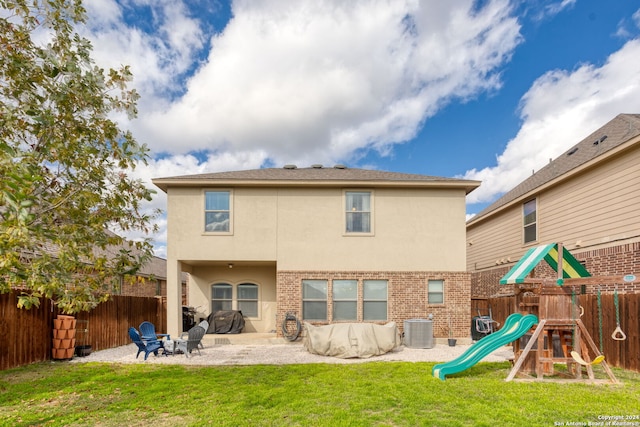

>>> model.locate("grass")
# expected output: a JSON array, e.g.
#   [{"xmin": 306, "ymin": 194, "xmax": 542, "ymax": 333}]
[{"xmin": 1, "ymin": 361, "xmax": 639, "ymax": 426}]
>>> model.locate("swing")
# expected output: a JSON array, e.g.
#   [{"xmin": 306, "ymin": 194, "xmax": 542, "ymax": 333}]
[
  {"xmin": 570, "ymin": 287, "xmax": 605, "ymax": 366},
  {"xmin": 611, "ymin": 287, "xmax": 627, "ymax": 341},
  {"xmin": 571, "ymin": 352, "xmax": 605, "ymax": 366}
]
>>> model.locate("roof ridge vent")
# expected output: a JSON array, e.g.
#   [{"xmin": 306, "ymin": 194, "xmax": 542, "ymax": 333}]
[
  {"xmin": 333, "ymin": 164, "xmax": 347, "ymax": 169},
  {"xmin": 311, "ymin": 164, "xmax": 323, "ymax": 169},
  {"xmin": 283, "ymin": 164, "xmax": 297, "ymax": 169}
]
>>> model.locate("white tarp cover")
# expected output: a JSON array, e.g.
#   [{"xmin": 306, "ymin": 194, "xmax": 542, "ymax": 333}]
[{"xmin": 303, "ymin": 322, "xmax": 401, "ymax": 358}]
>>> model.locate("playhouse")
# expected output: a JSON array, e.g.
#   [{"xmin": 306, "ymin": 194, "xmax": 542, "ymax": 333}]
[
  {"xmin": 432, "ymin": 242, "xmax": 631, "ymax": 382},
  {"xmin": 501, "ymin": 243, "xmax": 625, "ymax": 383}
]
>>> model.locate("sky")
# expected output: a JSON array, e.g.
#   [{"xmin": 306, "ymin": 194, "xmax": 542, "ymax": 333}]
[{"xmin": 76, "ymin": 0, "xmax": 640, "ymax": 258}]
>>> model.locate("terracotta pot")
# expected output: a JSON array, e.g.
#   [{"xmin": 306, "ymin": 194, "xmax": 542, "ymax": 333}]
[
  {"xmin": 63, "ymin": 329, "xmax": 76, "ymax": 339},
  {"xmin": 53, "ymin": 319, "xmax": 63, "ymax": 330},
  {"xmin": 52, "ymin": 338, "xmax": 62, "ymax": 348},
  {"xmin": 61, "ymin": 319, "xmax": 73, "ymax": 329},
  {"xmin": 53, "ymin": 348, "xmax": 74, "ymax": 359},
  {"xmin": 53, "ymin": 329, "xmax": 63, "ymax": 339},
  {"xmin": 58, "ymin": 315, "xmax": 74, "ymax": 320},
  {"xmin": 60, "ymin": 338, "xmax": 76, "ymax": 349}
]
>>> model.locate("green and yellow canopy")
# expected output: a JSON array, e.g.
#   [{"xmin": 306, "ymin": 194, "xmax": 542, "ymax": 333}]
[{"xmin": 500, "ymin": 243, "xmax": 591, "ymax": 285}]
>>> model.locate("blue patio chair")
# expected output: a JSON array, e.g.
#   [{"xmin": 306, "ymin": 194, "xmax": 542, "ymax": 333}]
[
  {"xmin": 128, "ymin": 327, "xmax": 167, "ymax": 360},
  {"xmin": 139, "ymin": 321, "xmax": 170, "ymax": 343}
]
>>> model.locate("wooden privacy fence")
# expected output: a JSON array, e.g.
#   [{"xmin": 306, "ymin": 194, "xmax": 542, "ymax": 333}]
[
  {"xmin": 473, "ymin": 293, "xmax": 640, "ymax": 373},
  {"xmin": 1, "ymin": 290, "xmax": 166, "ymax": 371}
]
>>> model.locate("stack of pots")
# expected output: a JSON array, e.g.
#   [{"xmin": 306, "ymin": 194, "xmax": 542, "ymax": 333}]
[{"xmin": 52, "ymin": 315, "xmax": 76, "ymax": 360}]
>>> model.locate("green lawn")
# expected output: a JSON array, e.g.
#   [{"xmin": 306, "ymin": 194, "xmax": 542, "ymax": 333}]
[{"xmin": 1, "ymin": 361, "xmax": 639, "ymax": 426}]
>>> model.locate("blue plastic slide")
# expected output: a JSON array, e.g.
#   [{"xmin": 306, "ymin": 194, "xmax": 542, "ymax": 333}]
[{"xmin": 432, "ymin": 313, "xmax": 538, "ymax": 381}]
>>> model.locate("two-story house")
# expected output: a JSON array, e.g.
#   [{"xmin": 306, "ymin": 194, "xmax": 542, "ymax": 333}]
[
  {"xmin": 467, "ymin": 113, "xmax": 640, "ymax": 298},
  {"xmin": 153, "ymin": 166, "xmax": 480, "ymax": 339}
]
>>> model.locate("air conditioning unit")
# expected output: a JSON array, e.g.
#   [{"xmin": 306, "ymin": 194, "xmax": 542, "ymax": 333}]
[{"xmin": 404, "ymin": 319, "xmax": 434, "ymax": 349}]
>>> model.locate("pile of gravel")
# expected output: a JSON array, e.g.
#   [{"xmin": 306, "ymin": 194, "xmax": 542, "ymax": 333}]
[{"xmin": 69, "ymin": 342, "xmax": 514, "ymax": 366}]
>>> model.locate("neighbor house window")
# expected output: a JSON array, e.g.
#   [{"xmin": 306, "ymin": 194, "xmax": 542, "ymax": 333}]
[
  {"xmin": 205, "ymin": 190, "xmax": 231, "ymax": 232},
  {"xmin": 211, "ymin": 283, "xmax": 232, "ymax": 312},
  {"xmin": 237, "ymin": 283, "xmax": 259, "ymax": 317},
  {"xmin": 428, "ymin": 280, "xmax": 444, "ymax": 304},
  {"xmin": 302, "ymin": 280, "xmax": 328, "ymax": 320},
  {"xmin": 363, "ymin": 280, "xmax": 387, "ymax": 320},
  {"xmin": 345, "ymin": 191, "xmax": 372, "ymax": 233},
  {"xmin": 333, "ymin": 280, "xmax": 358, "ymax": 320},
  {"xmin": 523, "ymin": 199, "xmax": 537, "ymax": 244}
]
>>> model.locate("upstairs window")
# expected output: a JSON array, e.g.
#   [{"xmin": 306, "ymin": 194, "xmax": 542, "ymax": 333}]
[
  {"xmin": 523, "ymin": 199, "xmax": 537, "ymax": 244},
  {"xmin": 345, "ymin": 191, "xmax": 372, "ymax": 233},
  {"xmin": 205, "ymin": 191, "xmax": 231, "ymax": 233}
]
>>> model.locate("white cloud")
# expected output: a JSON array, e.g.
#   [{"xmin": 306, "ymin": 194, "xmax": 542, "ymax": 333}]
[
  {"xmin": 80, "ymin": 0, "xmax": 524, "ymax": 255},
  {"xmin": 121, "ymin": 0, "xmax": 521, "ymax": 167},
  {"xmin": 84, "ymin": 0, "xmax": 206, "ymax": 110},
  {"xmin": 463, "ymin": 38, "xmax": 640, "ymax": 205},
  {"xmin": 527, "ymin": 0, "xmax": 576, "ymax": 22}
]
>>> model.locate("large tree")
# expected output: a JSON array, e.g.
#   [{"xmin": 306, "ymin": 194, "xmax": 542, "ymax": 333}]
[{"xmin": 0, "ymin": 0, "xmax": 158, "ymax": 313}]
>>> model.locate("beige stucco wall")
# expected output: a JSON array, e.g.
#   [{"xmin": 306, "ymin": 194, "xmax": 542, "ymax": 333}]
[
  {"xmin": 167, "ymin": 186, "xmax": 468, "ymax": 271},
  {"xmin": 467, "ymin": 141, "xmax": 640, "ymax": 273},
  {"xmin": 166, "ymin": 187, "xmax": 278, "ymax": 262},
  {"xmin": 187, "ymin": 264, "xmax": 277, "ymax": 333},
  {"xmin": 165, "ymin": 184, "xmax": 469, "ymax": 335}
]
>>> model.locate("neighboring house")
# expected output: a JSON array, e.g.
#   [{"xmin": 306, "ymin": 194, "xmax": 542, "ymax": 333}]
[
  {"xmin": 467, "ymin": 113, "xmax": 640, "ymax": 298},
  {"xmin": 118, "ymin": 255, "xmax": 167, "ymax": 298},
  {"xmin": 153, "ymin": 166, "xmax": 480, "ymax": 338}
]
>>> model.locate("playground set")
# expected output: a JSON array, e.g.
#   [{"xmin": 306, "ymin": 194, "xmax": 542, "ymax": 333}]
[{"xmin": 433, "ymin": 243, "xmax": 629, "ymax": 383}]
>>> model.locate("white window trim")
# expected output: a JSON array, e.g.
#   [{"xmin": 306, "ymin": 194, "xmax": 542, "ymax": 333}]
[
  {"xmin": 203, "ymin": 189, "xmax": 234, "ymax": 235},
  {"xmin": 343, "ymin": 189, "xmax": 374, "ymax": 236}
]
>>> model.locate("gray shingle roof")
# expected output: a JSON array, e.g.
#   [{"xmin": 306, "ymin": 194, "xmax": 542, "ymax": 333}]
[
  {"xmin": 153, "ymin": 166, "xmax": 480, "ymax": 194},
  {"xmin": 469, "ymin": 113, "xmax": 640, "ymax": 224}
]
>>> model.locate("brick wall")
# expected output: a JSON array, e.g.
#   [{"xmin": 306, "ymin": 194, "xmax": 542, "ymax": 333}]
[
  {"xmin": 470, "ymin": 266, "xmax": 510, "ymax": 298},
  {"xmin": 471, "ymin": 242, "xmax": 640, "ymax": 298},
  {"xmin": 277, "ymin": 270, "xmax": 471, "ymax": 339},
  {"xmin": 120, "ymin": 277, "xmax": 164, "ymax": 297}
]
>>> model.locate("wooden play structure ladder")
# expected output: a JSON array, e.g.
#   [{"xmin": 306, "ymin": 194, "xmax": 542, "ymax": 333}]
[{"xmin": 500, "ymin": 243, "xmax": 621, "ymax": 384}]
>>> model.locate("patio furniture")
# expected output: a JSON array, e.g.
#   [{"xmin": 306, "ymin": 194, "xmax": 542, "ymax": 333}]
[
  {"xmin": 174, "ymin": 325, "xmax": 206, "ymax": 358},
  {"xmin": 139, "ymin": 321, "xmax": 170, "ymax": 343},
  {"xmin": 128, "ymin": 327, "xmax": 167, "ymax": 360},
  {"xmin": 206, "ymin": 310, "xmax": 245, "ymax": 334},
  {"xmin": 185, "ymin": 320, "xmax": 209, "ymax": 348}
]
